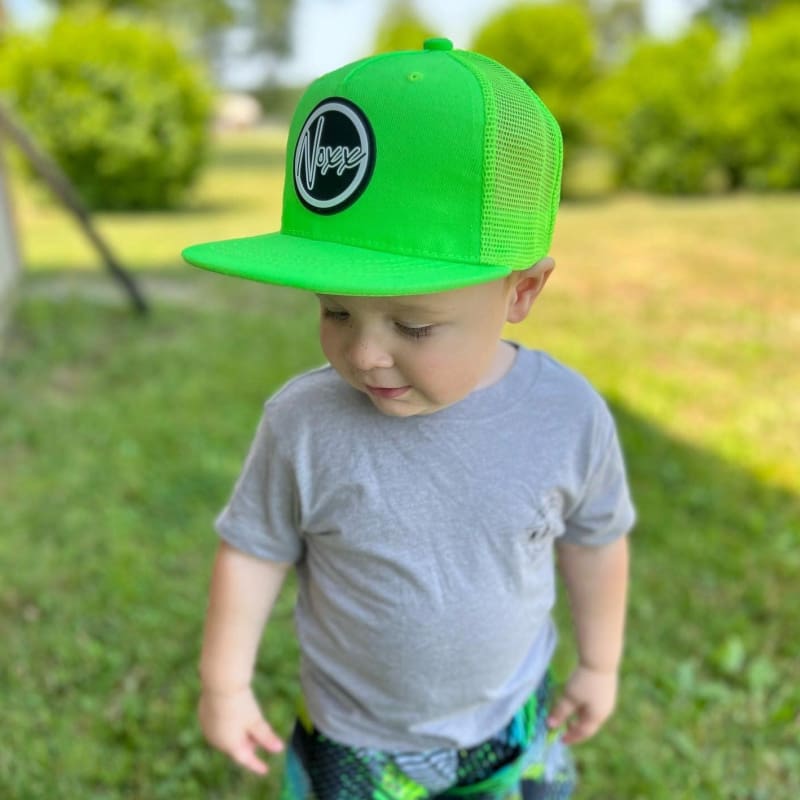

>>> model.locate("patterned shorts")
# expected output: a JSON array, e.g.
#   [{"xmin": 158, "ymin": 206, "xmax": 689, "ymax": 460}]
[{"xmin": 279, "ymin": 675, "xmax": 576, "ymax": 800}]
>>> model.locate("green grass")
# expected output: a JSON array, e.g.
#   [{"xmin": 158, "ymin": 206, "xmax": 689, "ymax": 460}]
[{"xmin": 1, "ymin": 131, "xmax": 799, "ymax": 798}]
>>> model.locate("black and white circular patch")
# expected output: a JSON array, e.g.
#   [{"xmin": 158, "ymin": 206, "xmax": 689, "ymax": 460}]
[{"xmin": 293, "ymin": 98, "xmax": 375, "ymax": 215}]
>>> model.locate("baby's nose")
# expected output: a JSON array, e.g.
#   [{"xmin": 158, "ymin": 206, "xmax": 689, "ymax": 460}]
[{"xmin": 346, "ymin": 333, "xmax": 393, "ymax": 371}]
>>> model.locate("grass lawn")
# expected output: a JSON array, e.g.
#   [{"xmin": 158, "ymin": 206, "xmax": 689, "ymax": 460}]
[{"xmin": 1, "ymin": 130, "xmax": 799, "ymax": 798}]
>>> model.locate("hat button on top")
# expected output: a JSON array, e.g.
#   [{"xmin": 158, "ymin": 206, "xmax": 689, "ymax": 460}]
[{"xmin": 423, "ymin": 37, "xmax": 453, "ymax": 51}]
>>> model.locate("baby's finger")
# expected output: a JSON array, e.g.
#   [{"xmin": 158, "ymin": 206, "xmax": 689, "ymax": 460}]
[
  {"xmin": 562, "ymin": 710, "xmax": 601, "ymax": 745},
  {"xmin": 547, "ymin": 694, "xmax": 577, "ymax": 730},
  {"xmin": 251, "ymin": 719, "xmax": 284, "ymax": 754},
  {"xmin": 231, "ymin": 742, "xmax": 269, "ymax": 776}
]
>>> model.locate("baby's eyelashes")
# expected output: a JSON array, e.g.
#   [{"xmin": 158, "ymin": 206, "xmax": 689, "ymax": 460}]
[{"xmin": 395, "ymin": 323, "xmax": 435, "ymax": 340}]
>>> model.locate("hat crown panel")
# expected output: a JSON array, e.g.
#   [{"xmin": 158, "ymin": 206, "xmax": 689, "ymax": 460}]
[{"xmin": 281, "ymin": 51, "xmax": 487, "ymax": 265}]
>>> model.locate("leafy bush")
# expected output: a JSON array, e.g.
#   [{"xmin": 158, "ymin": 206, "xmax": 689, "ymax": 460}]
[
  {"xmin": 0, "ymin": 12, "xmax": 212, "ymax": 210},
  {"xmin": 588, "ymin": 24, "xmax": 731, "ymax": 194},
  {"xmin": 725, "ymin": 5, "xmax": 800, "ymax": 190}
]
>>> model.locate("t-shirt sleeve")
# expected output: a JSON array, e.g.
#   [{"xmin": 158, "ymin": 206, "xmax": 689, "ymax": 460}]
[
  {"xmin": 215, "ymin": 405, "xmax": 304, "ymax": 563},
  {"xmin": 562, "ymin": 410, "xmax": 636, "ymax": 547}
]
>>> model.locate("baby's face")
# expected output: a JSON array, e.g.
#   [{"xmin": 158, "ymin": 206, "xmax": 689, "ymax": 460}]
[{"xmin": 317, "ymin": 279, "xmax": 518, "ymax": 417}]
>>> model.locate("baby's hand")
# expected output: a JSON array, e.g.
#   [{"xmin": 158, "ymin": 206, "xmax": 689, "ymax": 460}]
[
  {"xmin": 198, "ymin": 686, "xmax": 284, "ymax": 775},
  {"xmin": 546, "ymin": 665, "xmax": 618, "ymax": 745}
]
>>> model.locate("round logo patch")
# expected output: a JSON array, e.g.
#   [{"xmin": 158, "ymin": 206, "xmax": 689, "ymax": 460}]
[{"xmin": 293, "ymin": 98, "xmax": 375, "ymax": 215}]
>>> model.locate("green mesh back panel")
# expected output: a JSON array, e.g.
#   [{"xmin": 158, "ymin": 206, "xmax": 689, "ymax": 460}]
[{"xmin": 453, "ymin": 51, "xmax": 563, "ymax": 270}]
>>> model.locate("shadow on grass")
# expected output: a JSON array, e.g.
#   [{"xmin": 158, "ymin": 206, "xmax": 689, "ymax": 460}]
[
  {"xmin": 1, "ymin": 276, "xmax": 797, "ymax": 798},
  {"xmin": 566, "ymin": 403, "xmax": 799, "ymax": 796}
]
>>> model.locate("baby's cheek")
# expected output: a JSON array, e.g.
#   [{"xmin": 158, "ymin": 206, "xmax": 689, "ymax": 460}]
[
  {"xmin": 319, "ymin": 329, "xmax": 344, "ymax": 366},
  {"xmin": 420, "ymin": 369, "xmax": 478, "ymax": 407}
]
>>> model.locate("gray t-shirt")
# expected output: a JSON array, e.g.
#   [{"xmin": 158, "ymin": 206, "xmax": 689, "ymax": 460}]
[{"xmin": 216, "ymin": 344, "xmax": 635, "ymax": 751}]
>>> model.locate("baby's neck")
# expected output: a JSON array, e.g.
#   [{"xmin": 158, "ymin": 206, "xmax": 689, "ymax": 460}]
[{"xmin": 475, "ymin": 340, "xmax": 516, "ymax": 390}]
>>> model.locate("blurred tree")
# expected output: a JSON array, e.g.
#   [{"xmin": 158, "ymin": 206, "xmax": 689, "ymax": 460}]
[
  {"xmin": 588, "ymin": 23, "xmax": 730, "ymax": 193},
  {"xmin": 374, "ymin": 0, "xmax": 436, "ymax": 53},
  {"xmin": 579, "ymin": 0, "xmax": 646, "ymax": 63},
  {"xmin": 45, "ymin": 0, "xmax": 232, "ymax": 28},
  {"xmin": 42, "ymin": 0, "xmax": 295, "ymax": 84},
  {"xmin": 472, "ymin": 3, "xmax": 598, "ymax": 149},
  {"xmin": 724, "ymin": 4, "xmax": 800, "ymax": 189},
  {"xmin": 698, "ymin": 0, "xmax": 788, "ymax": 26}
]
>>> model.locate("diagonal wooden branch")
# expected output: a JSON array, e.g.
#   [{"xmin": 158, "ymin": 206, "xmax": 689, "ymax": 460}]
[{"xmin": 0, "ymin": 100, "xmax": 149, "ymax": 315}]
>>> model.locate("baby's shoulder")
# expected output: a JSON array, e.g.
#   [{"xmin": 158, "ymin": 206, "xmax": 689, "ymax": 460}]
[
  {"xmin": 262, "ymin": 364, "xmax": 358, "ymax": 428},
  {"xmin": 270, "ymin": 363, "xmax": 337, "ymax": 399},
  {"xmin": 267, "ymin": 364, "xmax": 338, "ymax": 408},
  {"xmin": 527, "ymin": 349, "xmax": 606, "ymax": 407},
  {"xmin": 518, "ymin": 348, "xmax": 616, "ymax": 441}
]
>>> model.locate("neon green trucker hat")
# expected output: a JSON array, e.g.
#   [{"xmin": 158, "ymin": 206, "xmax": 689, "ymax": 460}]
[{"xmin": 182, "ymin": 38, "xmax": 563, "ymax": 296}]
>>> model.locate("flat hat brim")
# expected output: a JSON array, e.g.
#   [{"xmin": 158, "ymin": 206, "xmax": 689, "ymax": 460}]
[{"xmin": 181, "ymin": 232, "xmax": 510, "ymax": 296}]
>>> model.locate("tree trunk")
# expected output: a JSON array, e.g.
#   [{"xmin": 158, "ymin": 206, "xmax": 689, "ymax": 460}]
[
  {"xmin": 0, "ymin": 128, "xmax": 20, "ymax": 343},
  {"xmin": 0, "ymin": 101, "xmax": 149, "ymax": 315}
]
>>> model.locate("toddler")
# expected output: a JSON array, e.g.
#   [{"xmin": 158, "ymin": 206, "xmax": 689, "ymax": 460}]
[{"xmin": 184, "ymin": 37, "xmax": 634, "ymax": 799}]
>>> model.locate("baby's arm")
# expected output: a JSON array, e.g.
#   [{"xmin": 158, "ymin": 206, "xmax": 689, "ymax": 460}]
[
  {"xmin": 199, "ymin": 540, "xmax": 291, "ymax": 775},
  {"xmin": 548, "ymin": 535, "xmax": 629, "ymax": 744}
]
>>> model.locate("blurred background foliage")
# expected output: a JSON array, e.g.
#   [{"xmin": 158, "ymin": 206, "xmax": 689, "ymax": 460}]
[
  {"xmin": 1, "ymin": 0, "xmax": 800, "ymax": 207},
  {"xmin": 467, "ymin": 0, "xmax": 800, "ymax": 197}
]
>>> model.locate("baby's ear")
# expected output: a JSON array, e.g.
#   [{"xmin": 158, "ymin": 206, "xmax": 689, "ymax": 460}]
[{"xmin": 506, "ymin": 258, "xmax": 555, "ymax": 323}]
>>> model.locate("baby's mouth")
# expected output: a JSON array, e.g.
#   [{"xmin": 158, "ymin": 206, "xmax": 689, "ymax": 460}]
[{"xmin": 365, "ymin": 385, "xmax": 410, "ymax": 399}]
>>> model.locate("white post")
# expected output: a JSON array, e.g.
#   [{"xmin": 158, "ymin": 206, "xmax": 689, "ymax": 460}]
[{"xmin": 0, "ymin": 132, "xmax": 20, "ymax": 341}]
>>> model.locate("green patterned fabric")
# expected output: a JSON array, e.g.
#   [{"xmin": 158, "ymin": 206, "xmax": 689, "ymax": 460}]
[{"xmin": 279, "ymin": 676, "xmax": 575, "ymax": 800}]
